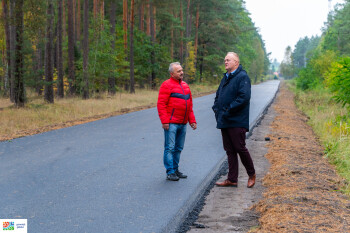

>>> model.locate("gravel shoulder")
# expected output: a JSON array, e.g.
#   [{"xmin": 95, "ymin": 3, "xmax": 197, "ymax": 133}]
[{"xmin": 187, "ymin": 82, "xmax": 350, "ymax": 232}]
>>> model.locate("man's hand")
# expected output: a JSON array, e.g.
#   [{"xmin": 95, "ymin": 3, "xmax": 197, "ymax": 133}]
[
  {"xmin": 190, "ymin": 123, "xmax": 197, "ymax": 130},
  {"xmin": 162, "ymin": 123, "xmax": 169, "ymax": 130}
]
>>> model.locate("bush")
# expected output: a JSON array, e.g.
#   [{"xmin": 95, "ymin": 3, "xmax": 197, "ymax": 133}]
[
  {"xmin": 295, "ymin": 50, "xmax": 337, "ymax": 90},
  {"xmin": 296, "ymin": 67, "xmax": 320, "ymax": 90},
  {"xmin": 325, "ymin": 56, "xmax": 350, "ymax": 108}
]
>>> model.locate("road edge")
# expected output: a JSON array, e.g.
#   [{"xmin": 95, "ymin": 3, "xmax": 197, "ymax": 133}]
[{"xmin": 161, "ymin": 81, "xmax": 280, "ymax": 233}]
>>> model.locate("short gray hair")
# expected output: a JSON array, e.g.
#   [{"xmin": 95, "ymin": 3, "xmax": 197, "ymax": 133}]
[
  {"xmin": 226, "ymin": 52, "xmax": 240, "ymax": 63},
  {"xmin": 169, "ymin": 62, "xmax": 181, "ymax": 73}
]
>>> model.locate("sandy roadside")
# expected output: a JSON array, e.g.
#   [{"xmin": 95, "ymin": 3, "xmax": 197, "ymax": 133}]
[
  {"xmin": 186, "ymin": 85, "xmax": 275, "ymax": 233},
  {"xmin": 186, "ymin": 82, "xmax": 350, "ymax": 232}
]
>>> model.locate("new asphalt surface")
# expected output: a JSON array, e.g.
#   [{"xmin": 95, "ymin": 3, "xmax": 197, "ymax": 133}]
[{"xmin": 0, "ymin": 80, "xmax": 280, "ymax": 233}]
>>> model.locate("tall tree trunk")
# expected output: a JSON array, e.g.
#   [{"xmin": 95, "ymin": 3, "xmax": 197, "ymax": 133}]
[
  {"xmin": 68, "ymin": 0, "xmax": 75, "ymax": 95},
  {"xmin": 146, "ymin": 0, "xmax": 150, "ymax": 36},
  {"xmin": 199, "ymin": 44, "xmax": 204, "ymax": 82},
  {"xmin": 1, "ymin": 48, "xmax": 4, "ymax": 92},
  {"xmin": 100, "ymin": 1, "xmax": 104, "ymax": 19},
  {"xmin": 100, "ymin": 0, "xmax": 104, "ymax": 30},
  {"xmin": 2, "ymin": 0, "xmax": 10, "ymax": 96},
  {"xmin": 185, "ymin": 0, "xmax": 191, "ymax": 38},
  {"xmin": 150, "ymin": 0, "xmax": 155, "ymax": 89},
  {"xmin": 76, "ymin": 0, "xmax": 81, "ymax": 42},
  {"xmin": 179, "ymin": 0, "xmax": 183, "ymax": 64},
  {"xmin": 93, "ymin": 0, "xmax": 99, "ymax": 18},
  {"xmin": 171, "ymin": 7, "xmax": 175, "ymax": 59},
  {"xmin": 123, "ymin": 0, "xmax": 128, "ymax": 51},
  {"xmin": 9, "ymin": 0, "xmax": 15, "ymax": 102},
  {"xmin": 14, "ymin": 0, "xmax": 25, "ymax": 107},
  {"xmin": 82, "ymin": 0, "xmax": 89, "ymax": 99},
  {"xmin": 153, "ymin": 6, "xmax": 156, "ymax": 41},
  {"xmin": 129, "ymin": 0, "xmax": 135, "ymax": 93},
  {"xmin": 123, "ymin": 0, "xmax": 129, "ymax": 91},
  {"xmin": 36, "ymin": 42, "xmax": 43, "ymax": 96},
  {"xmin": 184, "ymin": 0, "xmax": 191, "ymax": 66},
  {"xmin": 63, "ymin": 0, "xmax": 66, "ymax": 38},
  {"xmin": 139, "ymin": 1, "xmax": 144, "ymax": 32},
  {"xmin": 57, "ymin": 0, "xmax": 64, "ymax": 98},
  {"xmin": 73, "ymin": 0, "xmax": 76, "ymax": 41},
  {"xmin": 108, "ymin": 1, "xmax": 116, "ymax": 95},
  {"xmin": 53, "ymin": 25, "xmax": 58, "ymax": 71},
  {"xmin": 194, "ymin": 3, "xmax": 199, "ymax": 60},
  {"xmin": 93, "ymin": 0, "xmax": 96, "ymax": 18},
  {"xmin": 44, "ymin": 0, "xmax": 54, "ymax": 103}
]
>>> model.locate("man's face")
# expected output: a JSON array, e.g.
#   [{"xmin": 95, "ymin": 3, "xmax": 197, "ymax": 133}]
[
  {"xmin": 224, "ymin": 54, "xmax": 237, "ymax": 72},
  {"xmin": 171, "ymin": 64, "xmax": 184, "ymax": 80}
]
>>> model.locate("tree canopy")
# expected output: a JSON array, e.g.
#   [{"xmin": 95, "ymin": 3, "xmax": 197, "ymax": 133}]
[
  {"xmin": 286, "ymin": 0, "xmax": 350, "ymax": 109},
  {"xmin": 0, "ymin": 0, "xmax": 269, "ymax": 105}
]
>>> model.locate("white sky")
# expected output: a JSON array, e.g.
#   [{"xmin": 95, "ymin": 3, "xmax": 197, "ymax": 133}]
[{"xmin": 244, "ymin": 0, "xmax": 345, "ymax": 62}]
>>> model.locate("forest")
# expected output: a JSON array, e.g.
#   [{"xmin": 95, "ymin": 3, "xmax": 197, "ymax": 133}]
[
  {"xmin": 278, "ymin": 0, "xmax": 350, "ymax": 192},
  {"xmin": 0, "ymin": 0, "xmax": 269, "ymax": 107},
  {"xmin": 280, "ymin": 0, "xmax": 350, "ymax": 108}
]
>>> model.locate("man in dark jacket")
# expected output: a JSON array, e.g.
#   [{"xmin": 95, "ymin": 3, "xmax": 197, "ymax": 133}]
[
  {"xmin": 212, "ymin": 52, "xmax": 256, "ymax": 188},
  {"xmin": 157, "ymin": 62, "xmax": 197, "ymax": 181}
]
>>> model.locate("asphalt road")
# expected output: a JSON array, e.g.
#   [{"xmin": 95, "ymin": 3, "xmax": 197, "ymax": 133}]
[{"xmin": 0, "ymin": 80, "xmax": 280, "ymax": 233}]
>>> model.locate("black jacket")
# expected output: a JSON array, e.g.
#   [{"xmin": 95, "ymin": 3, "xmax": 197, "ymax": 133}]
[{"xmin": 212, "ymin": 65, "xmax": 251, "ymax": 130}]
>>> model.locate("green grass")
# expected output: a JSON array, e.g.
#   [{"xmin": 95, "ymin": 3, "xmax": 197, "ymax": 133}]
[{"xmin": 288, "ymin": 81, "xmax": 350, "ymax": 194}]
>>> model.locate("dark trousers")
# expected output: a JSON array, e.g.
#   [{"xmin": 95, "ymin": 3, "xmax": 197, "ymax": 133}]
[{"xmin": 221, "ymin": 127, "xmax": 255, "ymax": 183}]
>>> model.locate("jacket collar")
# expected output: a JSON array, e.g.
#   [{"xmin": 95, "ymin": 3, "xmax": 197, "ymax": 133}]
[
  {"xmin": 223, "ymin": 65, "xmax": 242, "ymax": 84},
  {"xmin": 170, "ymin": 76, "xmax": 182, "ymax": 83}
]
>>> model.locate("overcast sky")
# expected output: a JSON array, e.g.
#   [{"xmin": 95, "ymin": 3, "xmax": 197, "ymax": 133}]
[{"xmin": 244, "ymin": 0, "xmax": 345, "ymax": 62}]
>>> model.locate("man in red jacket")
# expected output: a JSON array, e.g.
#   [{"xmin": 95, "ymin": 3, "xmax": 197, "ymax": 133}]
[{"xmin": 157, "ymin": 62, "xmax": 197, "ymax": 181}]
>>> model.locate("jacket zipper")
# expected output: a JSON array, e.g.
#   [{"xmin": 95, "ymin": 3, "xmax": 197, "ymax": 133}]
[
  {"xmin": 170, "ymin": 108, "xmax": 175, "ymax": 120},
  {"xmin": 179, "ymin": 81, "xmax": 187, "ymax": 123}
]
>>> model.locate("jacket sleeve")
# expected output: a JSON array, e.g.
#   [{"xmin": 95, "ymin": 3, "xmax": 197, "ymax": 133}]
[
  {"xmin": 157, "ymin": 82, "xmax": 171, "ymax": 124},
  {"xmin": 227, "ymin": 75, "xmax": 251, "ymax": 113},
  {"xmin": 212, "ymin": 80, "xmax": 223, "ymax": 113},
  {"xmin": 188, "ymin": 92, "xmax": 196, "ymax": 124}
]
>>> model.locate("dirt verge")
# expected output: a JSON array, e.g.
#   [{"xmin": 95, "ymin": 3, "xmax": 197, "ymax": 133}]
[
  {"xmin": 185, "ymin": 85, "xmax": 275, "ymax": 233},
  {"xmin": 185, "ymin": 82, "xmax": 350, "ymax": 232},
  {"xmin": 253, "ymin": 82, "xmax": 350, "ymax": 232}
]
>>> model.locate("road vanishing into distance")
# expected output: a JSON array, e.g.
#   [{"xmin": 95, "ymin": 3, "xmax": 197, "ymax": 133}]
[{"xmin": 0, "ymin": 80, "xmax": 280, "ymax": 233}]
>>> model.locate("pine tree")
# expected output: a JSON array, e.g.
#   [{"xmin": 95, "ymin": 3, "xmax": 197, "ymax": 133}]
[
  {"xmin": 14, "ymin": 0, "xmax": 25, "ymax": 107},
  {"xmin": 82, "ymin": 0, "xmax": 89, "ymax": 99},
  {"xmin": 57, "ymin": 0, "xmax": 64, "ymax": 98},
  {"xmin": 68, "ymin": 0, "xmax": 76, "ymax": 95},
  {"xmin": 44, "ymin": 0, "xmax": 54, "ymax": 103},
  {"xmin": 130, "ymin": 0, "xmax": 135, "ymax": 93}
]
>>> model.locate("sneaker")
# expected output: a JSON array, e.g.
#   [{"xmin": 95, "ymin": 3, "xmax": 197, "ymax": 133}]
[
  {"xmin": 175, "ymin": 170, "xmax": 187, "ymax": 179},
  {"xmin": 167, "ymin": 173, "xmax": 179, "ymax": 181}
]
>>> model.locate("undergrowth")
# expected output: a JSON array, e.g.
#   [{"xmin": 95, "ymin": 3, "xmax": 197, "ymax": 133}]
[{"xmin": 289, "ymin": 80, "xmax": 350, "ymax": 194}]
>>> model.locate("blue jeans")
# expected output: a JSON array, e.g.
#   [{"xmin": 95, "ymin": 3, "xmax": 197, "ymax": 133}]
[{"xmin": 163, "ymin": 123, "xmax": 187, "ymax": 174}]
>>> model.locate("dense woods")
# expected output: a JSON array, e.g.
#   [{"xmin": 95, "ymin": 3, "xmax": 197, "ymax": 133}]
[
  {"xmin": 280, "ymin": 0, "xmax": 350, "ymax": 109},
  {"xmin": 278, "ymin": 0, "xmax": 350, "ymax": 194},
  {"xmin": 0, "ymin": 0, "xmax": 269, "ymax": 107}
]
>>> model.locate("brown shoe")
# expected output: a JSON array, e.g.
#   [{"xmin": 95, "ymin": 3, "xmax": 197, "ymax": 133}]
[
  {"xmin": 215, "ymin": 179, "xmax": 237, "ymax": 187},
  {"xmin": 247, "ymin": 174, "xmax": 256, "ymax": 188}
]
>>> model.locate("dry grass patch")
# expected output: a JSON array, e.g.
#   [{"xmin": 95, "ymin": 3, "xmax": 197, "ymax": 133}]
[
  {"xmin": 0, "ymin": 84, "xmax": 217, "ymax": 141},
  {"xmin": 292, "ymin": 83, "xmax": 350, "ymax": 193},
  {"xmin": 0, "ymin": 98, "xmax": 12, "ymax": 109},
  {"xmin": 0, "ymin": 89, "xmax": 158, "ymax": 141},
  {"xmin": 252, "ymin": 82, "xmax": 350, "ymax": 232}
]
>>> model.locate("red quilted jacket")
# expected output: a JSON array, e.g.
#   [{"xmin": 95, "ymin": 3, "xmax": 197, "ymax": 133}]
[{"xmin": 157, "ymin": 77, "xmax": 196, "ymax": 125}]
